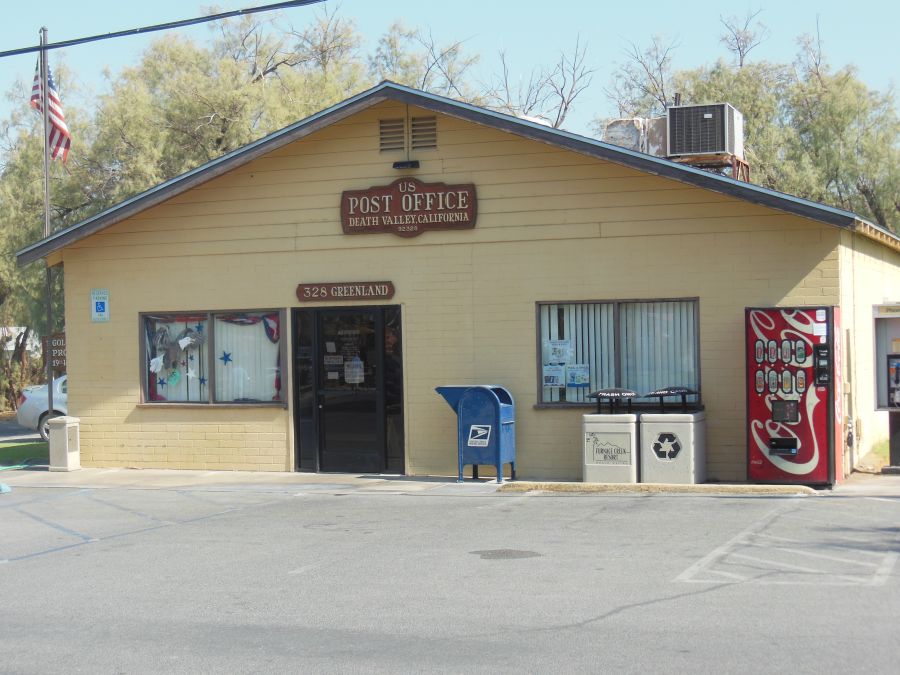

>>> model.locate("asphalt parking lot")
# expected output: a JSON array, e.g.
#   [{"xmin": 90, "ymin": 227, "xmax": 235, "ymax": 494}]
[{"xmin": 1, "ymin": 467, "xmax": 899, "ymax": 674}]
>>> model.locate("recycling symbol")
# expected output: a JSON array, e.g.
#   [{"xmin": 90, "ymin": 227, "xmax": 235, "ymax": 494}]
[{"xmin": 652, "ymin": 432, "xmax": 682, "ymax": 460}]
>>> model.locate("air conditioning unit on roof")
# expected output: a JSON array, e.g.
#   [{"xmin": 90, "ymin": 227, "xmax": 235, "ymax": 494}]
[{"xmin": 667, "ymin": 103, "xmax": 743, "ymax": 159}]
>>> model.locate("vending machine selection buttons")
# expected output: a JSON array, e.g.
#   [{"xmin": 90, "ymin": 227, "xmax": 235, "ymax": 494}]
[
  {"xmin": 780, "ymin": 340, "xmax": 792, "ymax": 363},
  {"xmin": 796, "ymin": 369, "xmax": 807, "ymax": 393},
  {"xmin": 755, "ymin": 340, "xmax": 765, "ymax": 363},
  {"xmin": 782, "ymin": 370, "xmax": 793, "ymax": 393}
]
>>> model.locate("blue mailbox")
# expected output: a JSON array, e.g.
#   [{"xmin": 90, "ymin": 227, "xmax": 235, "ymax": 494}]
[{"xmin": 435, "ymin": 385, "xmax": 517, "ymax": 483}]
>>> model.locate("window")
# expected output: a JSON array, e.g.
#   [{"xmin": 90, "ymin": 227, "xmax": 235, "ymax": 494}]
[
  {"xmin": 142, "ymin": 310, "xmax": 284, "ymax": 405},
  {"xmin": 538, "ymin": 300, "xmax": 699, "ymax": 404}
]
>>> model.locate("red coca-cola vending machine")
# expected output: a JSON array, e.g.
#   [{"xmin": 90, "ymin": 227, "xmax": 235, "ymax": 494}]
[{"xmin": 746, "ymin": 306, "xmax": 843, "ymax": 486}]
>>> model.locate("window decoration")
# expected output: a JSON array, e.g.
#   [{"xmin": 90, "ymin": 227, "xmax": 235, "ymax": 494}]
[
  {"xmin": 538, "ymin": 300, "xmax": 699, "ymax": 404},
  {"xmin": 142, "ymin": 310, "xmax": 283, "ymax": 405}
]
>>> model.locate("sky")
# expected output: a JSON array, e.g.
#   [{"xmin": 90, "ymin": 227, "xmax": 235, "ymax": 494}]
[{"xmin": 0, "ymin": 0, "xmax": 897, "ymax": 138}]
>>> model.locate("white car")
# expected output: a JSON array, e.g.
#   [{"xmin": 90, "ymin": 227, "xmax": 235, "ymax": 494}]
[{"xmin": 16, "ymin": 375, "xmax": 68, "ymax": 441}]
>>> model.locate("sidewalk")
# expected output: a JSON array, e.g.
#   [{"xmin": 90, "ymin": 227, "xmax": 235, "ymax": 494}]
[{"xmin": 4, "ymin": 465, "xmax": 899, "ymax": 497}]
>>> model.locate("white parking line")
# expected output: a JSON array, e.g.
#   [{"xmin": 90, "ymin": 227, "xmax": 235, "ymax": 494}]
[
  {"xmin": 677, "ymin": 499, "xmax": 898, "ymax": 586},
  {"xmin": 871, "ymin": 553, "xmax": 899, "ymax": 586},
  {"xmin": 744, "ymin": 541, "xmax": 881, "ymax": 568},
  {"xmin": 674, "ymin": 504, "xmax": 791, "ymax": 583},
  {"xmin": 728, "ymin": 552, "xmax": 863, "ymax": 583}
]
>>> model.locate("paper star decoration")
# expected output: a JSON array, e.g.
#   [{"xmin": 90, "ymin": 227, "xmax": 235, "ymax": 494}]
[
  {"xmin": 186, "ymin": 368, "xmax": 197, "ymax": 380},
  {"xmin": 199, "ymin": 377, "xmax": 207, "ymax": 386},
  {"xmin": 157, "ymin": 377, "xmax": 167, "ymax": 387},
  {"xmin": 195, "ymin": 323, "xmax": 204, "ymax": 333},
  {"xmin": 219, "ymin": 351, "xmax": 232, "ymax": 365}
]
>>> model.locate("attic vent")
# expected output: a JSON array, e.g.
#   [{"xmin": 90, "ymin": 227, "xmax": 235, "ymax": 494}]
[
  {"xmin": 411, "ymin": 116, "xmax": 437, "ymax": 149},
  {"xmin": 379, "ymin": 119, "xmax": 405, "ymax": 152}
]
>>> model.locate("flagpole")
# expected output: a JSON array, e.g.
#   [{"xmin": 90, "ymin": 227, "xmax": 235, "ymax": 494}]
[{"xmin": 40, "ymin": 26, "xmax": 55, "ymax": 426}]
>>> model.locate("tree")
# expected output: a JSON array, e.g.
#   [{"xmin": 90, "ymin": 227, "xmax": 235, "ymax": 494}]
[
  {"xmin": 0, "ymin": 8, "xmax": 377, "ymax": 389},
  {"xmin": 720, "ymin": 9, "xmax": 769, "ymax": 68},
  {"xmin": 483, "ymin": 37, "xmax": 594, "ymax": 129},
  {"xmin": 369, "ymin": 22, "xmax": 481, "ymax": 102},
  {"xmin": 604, "ymin": 36, "xmax": 679, "ymax": 117}
]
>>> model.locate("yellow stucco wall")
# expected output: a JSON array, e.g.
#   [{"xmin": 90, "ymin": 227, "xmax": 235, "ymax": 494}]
[
  {"xmin": 60, "ymin": 100, "xmax": 856, "ymax": 480},
  {"xmin": 839, "ymin": 230, "xmax": 900, "ymax": 467}
]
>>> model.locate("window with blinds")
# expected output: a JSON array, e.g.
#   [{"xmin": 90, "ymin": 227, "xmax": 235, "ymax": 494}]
[{"xmin": 538, "ymin": 299, "xmax": 699, "ymax": 404}]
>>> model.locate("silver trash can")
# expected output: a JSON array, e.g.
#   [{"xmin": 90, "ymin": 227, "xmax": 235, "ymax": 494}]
[
  {"xmin": 583, "ymin": 413, "xmax": 639, "ymax": 483},
  {"xmin": 640, "ymin": 411, "xmax": 706, "ymax": 484}
]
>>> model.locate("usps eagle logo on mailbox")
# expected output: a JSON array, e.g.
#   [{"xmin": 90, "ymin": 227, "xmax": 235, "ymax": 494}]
[{"xmin": 468, "ymin": 425, "xmax": 491, "ymax": 447}]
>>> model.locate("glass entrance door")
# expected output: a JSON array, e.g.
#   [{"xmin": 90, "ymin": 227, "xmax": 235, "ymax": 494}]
[
  {"xmin": 293, "ymin": 306, "xmax": 403, "ymax": 474},
  {"xmin": 317, "ymin": 309, "xmax": 383, "ymax": 473}
]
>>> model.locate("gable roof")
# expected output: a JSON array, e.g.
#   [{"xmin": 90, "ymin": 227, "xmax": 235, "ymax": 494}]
[{"xmin": 16, "ymin": 80, "xmax": 900, "ymax": 266}]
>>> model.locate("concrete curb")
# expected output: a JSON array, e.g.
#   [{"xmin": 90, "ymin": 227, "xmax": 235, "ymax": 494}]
[{"xmin": 498, "ymin": 481, "xmax": 817, "ymax": 496}]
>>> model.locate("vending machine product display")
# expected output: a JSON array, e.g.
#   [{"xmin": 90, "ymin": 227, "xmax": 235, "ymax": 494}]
[
  {"xmin": 745, "ymin": 307, "xmax": 843, "ymax": 486},
  {"xmin": 887, "ymin": 354, "xmax": 900, "ymax": 408}
]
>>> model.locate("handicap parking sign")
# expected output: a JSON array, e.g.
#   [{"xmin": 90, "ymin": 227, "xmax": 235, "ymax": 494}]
[{"xmin": 91, "ymin": 289, "xmax": 110, "ymax": 322}]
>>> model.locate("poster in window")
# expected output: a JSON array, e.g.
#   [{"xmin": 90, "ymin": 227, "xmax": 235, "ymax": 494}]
[
  {"xmin": 543, "ymin": 339, "xmax": 573, "ymax": 365},
  {"xmin": 542, "ymin": 364, "xmax": 565, "ymax": 388},
  {"xmin": 345, "ymin": 356, "xmax": 365, "ymax": 384},
  {"xmin": 566, "ymin": 364, "xmax": 590, "ymax": 388}
]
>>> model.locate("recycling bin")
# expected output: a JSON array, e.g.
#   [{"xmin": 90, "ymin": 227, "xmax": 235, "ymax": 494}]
[
  {"xmin": 640, "ymin": 412, "xmax": 706, "ymax": 484},
  {"xmin": 436, "ymin": 385, "xmax": 516, "ymax": 483},
  {"xmin": 583, "ymin": 388, "xmax": 639, "ymax": 483}
]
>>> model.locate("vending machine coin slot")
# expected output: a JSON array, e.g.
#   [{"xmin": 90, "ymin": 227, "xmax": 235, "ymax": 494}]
[
  {"xmin": 768, "ymin": 437, "xmax": 799, "ymax": 456},
  {"xmin": 813, "ymin": 345, "xmax": 830, "ymax": 386}
]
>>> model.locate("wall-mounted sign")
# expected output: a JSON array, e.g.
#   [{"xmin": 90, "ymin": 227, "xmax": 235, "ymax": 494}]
[
  {"xmin": 91, "ymin": 288, "xmax": 110, "ymax": 322},
  {"xmin": 41, "ymin": 332, "xmax": 66, "ymax": 372},
  {"xmin": 341, "ymin": 178, "xmax": 477, "ymax": 237},
  {"xmin": 296, "ymin": 281, "xmax": 395, "ymax": 302}
]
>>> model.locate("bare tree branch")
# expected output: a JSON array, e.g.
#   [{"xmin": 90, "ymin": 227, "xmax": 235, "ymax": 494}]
[
  {"xmin": 604, "ymin": 36, "xmax": 678, "ymax": 118},
  {"xmin": 483, "ymin": 38, "xmax": 594, "ymax": 128},
  {"xmin": 720, "ymin": 9, "xmax": 768, "ymax": 68}
]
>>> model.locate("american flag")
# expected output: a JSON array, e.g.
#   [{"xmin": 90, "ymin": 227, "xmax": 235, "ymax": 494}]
[{"xmin": 30, "ymin": 61, "xmax": 71, "ymax": 163}]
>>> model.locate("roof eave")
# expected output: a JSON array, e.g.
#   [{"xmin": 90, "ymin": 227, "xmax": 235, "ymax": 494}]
[
  {"xmin": 853, "ymin": 218, "xmax": 900, "ymax": 253},
  {"xmin": 382, "ymin": 88, "xmax": 862, "ymax": 230},
  {"xmin": 16, "ymin": 81, "xmax": 893, "ymax": 265},
  {"xmin": 16, "ymin": 85, "xmax": 395, "ymax": 267}
]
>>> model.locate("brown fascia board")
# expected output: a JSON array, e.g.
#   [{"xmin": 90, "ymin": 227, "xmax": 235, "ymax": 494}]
[{"xmin": 18, "ymin": 81, "xmax": 894, "ymax": 266}]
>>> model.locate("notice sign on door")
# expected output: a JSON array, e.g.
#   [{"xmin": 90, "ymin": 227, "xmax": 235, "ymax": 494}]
[
  {"xmin": 91, "ymin": 288, "xmax": 110, "ymax": 322},
  {"xmin": 468, "ymin": 424, "xmax": 491, "ymax": 447}
]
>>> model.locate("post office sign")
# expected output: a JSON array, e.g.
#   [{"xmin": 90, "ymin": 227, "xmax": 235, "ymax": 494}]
[{"xmin": 341, "ymin": 178, "xmax": 476, "ymax": 237}]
